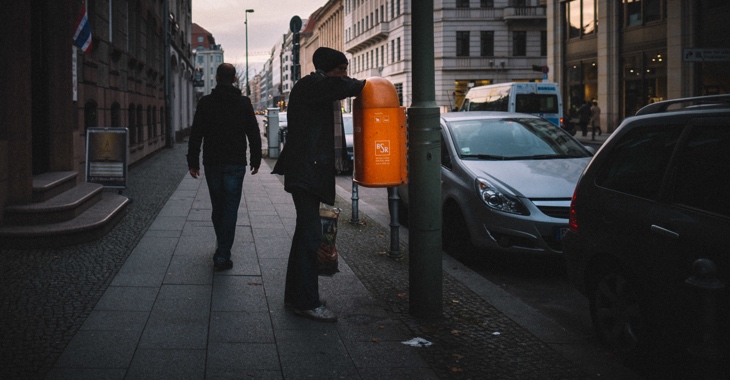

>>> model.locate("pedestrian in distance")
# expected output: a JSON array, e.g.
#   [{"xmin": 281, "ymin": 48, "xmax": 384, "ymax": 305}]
[
  {"xmin": 187, "ymin": 63, "xmax": 262, "ymax": 271},
  {"xmin": 577, "ymin": 100, "xmax": 591, "ymax": 137},
  {"xmin": 590, "ymin": 99, "xmax": 602, "ymax": 140},
  {"xmin": 272, "ymin": 47, "xmax": 366, "ymax": 322}
]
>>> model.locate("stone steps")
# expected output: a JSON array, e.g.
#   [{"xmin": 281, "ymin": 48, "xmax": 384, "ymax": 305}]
[{"xmin": 0, "ymin": 172, "xmax": 130, "ymax": 249}]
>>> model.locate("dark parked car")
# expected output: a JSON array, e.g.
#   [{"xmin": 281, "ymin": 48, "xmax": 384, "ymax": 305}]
[
  {"xmin": 399, "ymin": 111, "xmax": 594, "ymax": 259},
  {"xmin": 563, "ymin": 95, "xmax": 730, "ymax": 373}
]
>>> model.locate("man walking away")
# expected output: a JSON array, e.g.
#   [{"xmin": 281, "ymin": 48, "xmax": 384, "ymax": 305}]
[{"xmin": 187, "ymin": 63, "xmax": 262, "ymax": 271}]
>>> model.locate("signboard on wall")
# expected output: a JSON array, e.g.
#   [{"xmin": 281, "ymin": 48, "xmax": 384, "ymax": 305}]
[
  {"xmin": 85, "ymin": 128, "xmax": 128, "ymax": 189},
  {"xmin": 683, "ymin": 48, "xmax": 730, "ymax": 62}
]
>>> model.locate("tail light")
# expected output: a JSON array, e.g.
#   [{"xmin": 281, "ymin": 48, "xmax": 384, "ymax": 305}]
[{"xmin": 568, "ymin": 188, "xmax": 578, "ymax": 233}]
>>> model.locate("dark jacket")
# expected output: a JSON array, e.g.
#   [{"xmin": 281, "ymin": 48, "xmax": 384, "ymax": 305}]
[
  {"xmin": 272, "ymin": 71, "xmax": 365, "ymax": 205},
  {"xmin": 187, "ymin": 84, "xmax": 262, "ymax": 170}
]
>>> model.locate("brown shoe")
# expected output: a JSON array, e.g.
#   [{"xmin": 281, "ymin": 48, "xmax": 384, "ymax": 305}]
[{"xmin": 294, "ymin": 305, "xmax": 337, "ymax": 322}]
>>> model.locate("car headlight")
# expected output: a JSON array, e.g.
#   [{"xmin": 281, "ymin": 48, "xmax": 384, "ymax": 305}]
[{"xmin": 475, "ymin": 178, "xmax": 529, "ymax": 215}]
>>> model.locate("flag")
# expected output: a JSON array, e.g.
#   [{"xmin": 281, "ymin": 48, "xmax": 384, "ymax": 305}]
[{"xmin": 73, "ymin": 4, "xmax": 92, "ymax": 54}]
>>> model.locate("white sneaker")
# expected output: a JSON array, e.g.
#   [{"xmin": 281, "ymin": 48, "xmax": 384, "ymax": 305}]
[{"xmin": 294, "ymin": 305, "xmax": 337, "ymax": 322}]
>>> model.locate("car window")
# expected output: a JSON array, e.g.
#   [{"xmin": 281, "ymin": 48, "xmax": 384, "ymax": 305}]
[
  {"xmin": 447, "ymin": 118, "xmax": 590, "ymax": 159},
  {"xmin": 595, "ymin": 125, "xmax": 683, "ymax": 200},
  {"xmin": 515, "ymin": 94, "xmax": 559, "ymax": 114},
  {"xmin": 669, "ymin": 124, "xmax": 730, "ymax": 217},
  {"xmin": 343, "ymin": 116, "xmax": 353, "ymax": 134},
  {"xmin": 441, "ymin": 131, "xmax": 453, "ymax": 169}
]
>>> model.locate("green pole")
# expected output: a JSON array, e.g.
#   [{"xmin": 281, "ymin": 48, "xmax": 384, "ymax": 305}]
[{"xmin": 407, "ymin": 0, "xmax": 442, "ymax": 319}]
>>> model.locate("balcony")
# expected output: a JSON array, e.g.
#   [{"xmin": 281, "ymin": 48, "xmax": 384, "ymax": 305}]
[
  {"xmin": 503, "ymin": 6, "xmax": 546, "ymax": 24},
  {"xmin": 345, "ymin": 22, "xmax": 390, "ymax": 54}
]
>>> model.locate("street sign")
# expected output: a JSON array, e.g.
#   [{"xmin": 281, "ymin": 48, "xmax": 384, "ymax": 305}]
[
  {"xmin": 290, "ymin": 16, "xmax": 302, "ymax": 33},
  {"xmin": 683, "ymin": 48, "xmax": 730, "ymax": 62}
]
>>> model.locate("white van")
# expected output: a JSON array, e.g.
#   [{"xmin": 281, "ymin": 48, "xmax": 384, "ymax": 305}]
[{"xmin": 460, "ymin": 82, "xmax": 563, "ymax": 127}]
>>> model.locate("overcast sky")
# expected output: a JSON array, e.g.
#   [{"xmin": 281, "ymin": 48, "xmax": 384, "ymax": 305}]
[{"xmin": 192, "ymin": 0, "xmax": 326, "ymax": 76}]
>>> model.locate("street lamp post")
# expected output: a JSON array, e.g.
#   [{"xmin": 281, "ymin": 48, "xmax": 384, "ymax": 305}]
[{"xmin": 245, "ymin": 9, "xmax": 254, "ymax": 96}]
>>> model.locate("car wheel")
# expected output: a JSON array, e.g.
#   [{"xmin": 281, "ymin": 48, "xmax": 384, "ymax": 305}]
[
  {"xmin": 442, "ymin": 203, "xmax": 477, "ymax": 261},
  {"xmin": 589, "ymin": 267, "xmax": 651, "ymax": 360}
]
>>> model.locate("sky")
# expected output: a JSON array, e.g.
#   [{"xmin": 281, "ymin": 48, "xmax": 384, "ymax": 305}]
[{"xmin": 192, "ymin": 0, "xmax": 326, "ymax": 76}]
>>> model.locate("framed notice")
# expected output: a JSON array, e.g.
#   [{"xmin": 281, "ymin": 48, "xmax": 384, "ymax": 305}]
[{"xmin": 85, "ymin": 128, "xmax": 128, "ymax": 189}]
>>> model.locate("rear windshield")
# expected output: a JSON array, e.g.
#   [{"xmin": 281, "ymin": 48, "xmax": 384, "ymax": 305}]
[{"xmin": 515, "ymin": 94, "xmax": 559, "ymax": 114}]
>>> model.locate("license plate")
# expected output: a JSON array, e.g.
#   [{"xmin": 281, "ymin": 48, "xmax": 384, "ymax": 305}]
[{"xmin": 555, "ymin": 227, "xmax": 568, "ymax": 241}]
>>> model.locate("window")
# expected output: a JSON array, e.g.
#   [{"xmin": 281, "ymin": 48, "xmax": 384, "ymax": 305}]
[
  {"xmin": 481, "ymin": 0, "xmax": 494, "ymax": 7},
  {"xmin": 567, "ymin": 0, "xmax": 597, "ymax": 38},
  {"xmin": 397, "ymin": 37, "xmax": 401, "ymax": 61},
  {"xmin": 457, "ymin": 0, "xmax": 470, "ymax": 8},
  {"xmin": 513, "ymin": 31, "xmax": 526, "ymax": 56},
  {"xmin": 197, "ymin": 36, "xmax": 204, "ymax": 43},
  {"xmin": 128, "ymin": 104, "xmax": 136, "ymax": 145},
  {"xmin": 136, "ymin": 105, "xmax": 143, "ymax": 144},
  {"xmin": 394, "ymin": 83, "xmax": 403, "ymax": 106},
  {"xmin": 670, "ymin": 125, "xmax": 730, "ymax": 217},
  {"xmin": 480, "ymin": 31, "xmax": 494, "ymax": 57},
  {"xmin": 84, "ymin": 101, "xmax": 98, "ymax": 134},
  {"xmin": 541, "ymin": 30, "xmax": 547, "ymax": 56},
  {"xmin": 111, "ymin": 103, "xmax": 121, "ymax": 128},
  {"xmin": 596, "ymin": 125, "xmax": 682, "ymax": 199},
  {"xmin": 457, "ymin": 31, "xmax": 470, "ymax": 56},
  {"xmin": 391, "ymin": 40, "xmax": 395, "ymax": 63},
  {"xmin": 623, "ymin": 0, "xmax": 663, "ymax": 26}
]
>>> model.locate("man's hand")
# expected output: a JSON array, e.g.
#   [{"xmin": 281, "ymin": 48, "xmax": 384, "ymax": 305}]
[
  {"xmin": 189, "ymin": 168, "xmax": 200, "ymax": 178},
  {"xmin": 250, "ymin": 167, "xmax": 259, "ymax": 175}
]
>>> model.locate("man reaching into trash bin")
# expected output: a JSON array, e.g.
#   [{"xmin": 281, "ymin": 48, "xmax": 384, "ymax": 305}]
[{"xmin": 272, "ymin": 47, "xmax": 365, "ymax": 322}]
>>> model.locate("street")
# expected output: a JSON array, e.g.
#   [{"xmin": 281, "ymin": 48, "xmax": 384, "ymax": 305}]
[{"xmin": 268, "ymin": 112, "xmax": 608, "ymax": 360}]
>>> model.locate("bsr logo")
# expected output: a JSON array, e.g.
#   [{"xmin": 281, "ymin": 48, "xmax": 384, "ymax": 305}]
[{"xmin": 375, "ymin": 141, "xmax": 390, "ymax": 155}]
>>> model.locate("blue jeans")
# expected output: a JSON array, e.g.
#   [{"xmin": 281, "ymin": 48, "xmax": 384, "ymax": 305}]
[
  {"xmin": 285, "ymin": 191, "xmax": 323, "ymax": 310},
  {"xmin": 204, "ymin": 164, "xmax": 246, "ymax": 264}
]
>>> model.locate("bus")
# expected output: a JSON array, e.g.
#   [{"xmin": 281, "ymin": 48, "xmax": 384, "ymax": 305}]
[{"xmin": 459, "ymin": 82, "xmax": 563, "ymax": 127}]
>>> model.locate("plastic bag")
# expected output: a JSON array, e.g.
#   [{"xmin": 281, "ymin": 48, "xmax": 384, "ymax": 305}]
[{"xmin": 317, "ymin": 205, "xmax": 340, "ymax": 276}]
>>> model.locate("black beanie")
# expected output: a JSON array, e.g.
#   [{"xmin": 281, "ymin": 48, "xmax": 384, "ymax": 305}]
[{"xmin": 313, "ymin": 47, "xmax": 348, "ymax": 73}]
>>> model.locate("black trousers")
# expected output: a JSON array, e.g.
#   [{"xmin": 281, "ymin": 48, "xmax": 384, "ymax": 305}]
[{"xmin": 284, "ymin": 191, "xmax": 323, "ymax": 310}]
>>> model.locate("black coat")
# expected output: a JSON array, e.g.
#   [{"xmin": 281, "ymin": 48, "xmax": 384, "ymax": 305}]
[
  {"xmin": 272, "ymin": 71, "xmax": 365, "ymax": 205},
  {"xmin": 187, "ymin": 84, "xmax": 262, "ymax": 170}
]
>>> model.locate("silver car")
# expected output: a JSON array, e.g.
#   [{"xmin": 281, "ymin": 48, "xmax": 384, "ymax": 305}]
[
  {"xmin": 343, "ymin": 113, "xmax": 354, "ymax": 160},
  {"xmin": 401, "ymin": 111, "xmax": 593, "ymax": 259}
]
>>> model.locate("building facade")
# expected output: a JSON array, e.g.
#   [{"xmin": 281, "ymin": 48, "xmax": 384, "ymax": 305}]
[
  {"xmin": 547, "ymin": 0, "xmax": 730, "ymax": 132},
  {"xmin": 192, "ymin": 23, "xmax": 224, "ymax": 99},
  {"xmin": 344, "ymin": 0, "xmax": 548, "ymax": 112},
  {"xmin": 0, "ymin": 1, "xmax": 192, "ymax": 239}
]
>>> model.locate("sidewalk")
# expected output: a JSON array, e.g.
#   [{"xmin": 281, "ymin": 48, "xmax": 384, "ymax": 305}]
[{"xmin": 45, "ymin": 146, "xmax": 637, "ymax": 379}]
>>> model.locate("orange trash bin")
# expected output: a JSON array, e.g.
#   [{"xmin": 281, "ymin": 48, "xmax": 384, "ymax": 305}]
[{"xmin": 352, "ymin": 77, "xmax": 408, "ymax": 187}]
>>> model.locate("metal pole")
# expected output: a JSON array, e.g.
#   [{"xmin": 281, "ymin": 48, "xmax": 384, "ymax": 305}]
[
  {"xmin": 408, "ymin": 0, "xmax": 442, "ymax": 319},
  {"xmin": 245, "ymin": 9, "xmax": 254, "ymax": 96},
  {"xmin": 387, "ymin": 187, "xmax": 401, "ymax": 258},
  {"xmin": 350, "ymin": 180, "xmax": 360, "ymax": 224}
]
